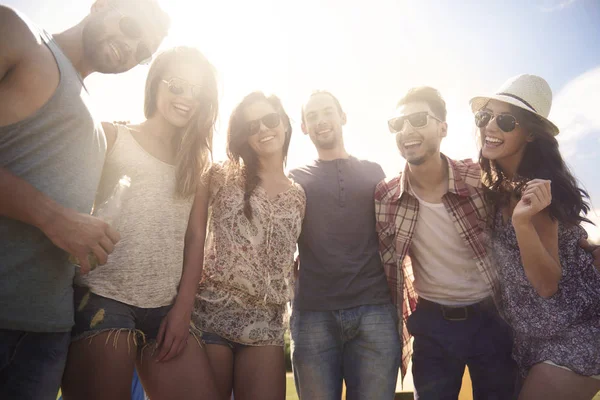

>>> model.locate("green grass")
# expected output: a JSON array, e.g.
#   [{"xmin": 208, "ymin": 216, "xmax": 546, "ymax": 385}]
[{"xmin": 286, "ymin": 375, "xmax": 299, "ymax": 400}]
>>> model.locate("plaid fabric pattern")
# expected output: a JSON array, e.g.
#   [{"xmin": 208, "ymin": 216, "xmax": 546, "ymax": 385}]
[{"xmin": 374, "ymin": 155, "xmax": 500, "ymax": 379}]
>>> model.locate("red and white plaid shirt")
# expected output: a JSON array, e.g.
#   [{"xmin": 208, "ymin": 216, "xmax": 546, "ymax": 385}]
[{"xmin": 374, "ymin": 155, "xmax": 499, "ymax": 379}]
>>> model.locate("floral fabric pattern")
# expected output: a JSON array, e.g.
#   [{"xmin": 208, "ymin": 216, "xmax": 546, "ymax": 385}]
[
  {"xmin": 193, "ymin": 163, "xmax": 305, "ymax": 346},
  {"xmin": 491, "ymin": 210, "xmax": 600, "ymax": 376}
]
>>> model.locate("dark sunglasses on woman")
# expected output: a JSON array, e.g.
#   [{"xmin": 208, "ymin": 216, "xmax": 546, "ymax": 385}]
[
  {"xmin": 475, "ymin": 110, "xmax": 520, "ymax": 133},
  {"xmin": 161, "ymin": 78, "xmax": 204, "ymax": 101},
  {"xmin": 247, "ymin": 113, "xmax": 281, "ymax": 135},
  {"xmin": 388, "ymin": 111, "xmax": 442, "ymax": 133}
]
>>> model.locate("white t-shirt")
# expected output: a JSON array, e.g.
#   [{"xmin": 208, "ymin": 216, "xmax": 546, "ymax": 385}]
[{"xmin": 409, "ymin": 191, "xmax": 491, "ymax": 306}]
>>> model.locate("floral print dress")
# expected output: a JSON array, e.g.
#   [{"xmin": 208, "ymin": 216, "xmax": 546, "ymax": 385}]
[
  {"xmin": 491, "ymin": 210, "xmax": 600, "ymax": 377},
  {"xmin": 193, "ymin": 163, "xmax": 305, "ymax": 346}
]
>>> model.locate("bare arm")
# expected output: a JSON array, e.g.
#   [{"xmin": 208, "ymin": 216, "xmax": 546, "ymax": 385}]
[
  {"xmin": 155, "ymin": 178, "xmax": 210, "ymax": 361},
  {"xmin": 0, "ymin": 5, "xmax": 22, "ymax": 84},
  {"xmin": 512, "ymin": 179, "xmax": 562, "ymax": 298}
]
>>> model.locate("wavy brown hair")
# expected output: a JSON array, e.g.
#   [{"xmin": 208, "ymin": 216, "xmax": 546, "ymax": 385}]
[
  {"xmin": 478, "ymin": 103, "xmax": 591, "ymax": 226},
  {"xmin": 226, "ymin": 92, "xmax": 292, "ymax": 220},
  {"xmin": 144, "ymin": 46, "xmax": 219, "ymax": 198}
]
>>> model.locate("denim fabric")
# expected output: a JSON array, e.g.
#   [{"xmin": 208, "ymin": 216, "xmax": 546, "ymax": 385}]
[
  {"xmin": 291, "ymin": 303, "xmax": 401, "ymax": 400},
  {"xmin": 0, "ymin": 329, "xmax": 70, "ymax": 400},
  {"xmin": 407, "ymin": 299, "xmax": 518, "ymax": 400},
  {"xmin": 72, "ymin": 285, "xmax": 172, "ymax": 342},
  {"xmin": 201, "ymin": 331, "xmax": 250, "ymax": 353}
]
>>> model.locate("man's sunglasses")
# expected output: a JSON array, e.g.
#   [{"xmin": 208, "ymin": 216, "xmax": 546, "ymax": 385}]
[
  {"xmin": 247, "ymin": 113, "xmax": 281, "ymax": 135},
  {"xmin": 474, "ymin": 110, "xmax": 520, "ymax": 133},
  {"xmin": 114, "ymin": 8, "xmax": 152, "ymax": 65},
  {"xmin": 388, "ymin": 112, "xmax": 442, "ymax": 133},
  {"xmin": 161, "ymin": 78, "xmax": 204, "ymax": 101}
]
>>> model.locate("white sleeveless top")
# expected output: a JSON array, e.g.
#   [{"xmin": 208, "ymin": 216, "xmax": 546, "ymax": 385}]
[{"xmin": 77, "ymin": 125, "xmax": 193, "ymax": 308}]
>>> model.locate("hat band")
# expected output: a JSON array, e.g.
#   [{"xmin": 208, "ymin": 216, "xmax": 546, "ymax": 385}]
[{"xmin": 497, "ymin": 92, "xmax": 536, "ymax": 112}]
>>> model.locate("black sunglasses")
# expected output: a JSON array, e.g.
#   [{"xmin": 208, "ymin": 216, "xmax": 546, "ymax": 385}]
[
  {"xmin": 388, "ymin": 112, "xmax": 442, "ymax": 133},
  {"xmin": 475, "ymin": 110, "xmax": 520, "ymax": 133},
  {"xmin": 114, "ymin": 9, "xmax": 152, "ymax": 65},
  {"xmin": 161, "ymin": 78, "xmax": 204, "ymax": 101},
  {"xmin": 247, "ymin": 113, "xmax": 281, "ymax": 135}
]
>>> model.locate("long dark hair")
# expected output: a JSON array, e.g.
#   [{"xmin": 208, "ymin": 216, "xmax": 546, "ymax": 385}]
[
  {"xmin": 479, "ymin": 104, "xmax": 591, "ymax": 226},
  {"xmin": 144, "ymin": 46, "xmax": 219, "ymax": 198},
  {"xmin": 226, "ymin": 92, "xmax": 292, "ymax": 220}
]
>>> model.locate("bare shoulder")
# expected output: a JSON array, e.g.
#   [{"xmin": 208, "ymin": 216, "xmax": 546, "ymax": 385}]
[
  {"xmin": 0, "ymin": 6, "xmax": 39, "ymax": 67},
  {"xmin": 101, "ymin": 122, "xmax": 118, "ymax": 153}
]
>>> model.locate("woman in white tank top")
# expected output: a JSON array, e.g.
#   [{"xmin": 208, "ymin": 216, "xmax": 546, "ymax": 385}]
[{"xmin": 62, "ymin": 47, "xmax": 221, "ymax": 400}]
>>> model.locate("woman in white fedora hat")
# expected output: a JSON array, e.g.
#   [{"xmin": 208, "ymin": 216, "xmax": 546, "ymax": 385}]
[{"xmin": 470, "ymin": 74, "xmax": 600, "ymax": 400}]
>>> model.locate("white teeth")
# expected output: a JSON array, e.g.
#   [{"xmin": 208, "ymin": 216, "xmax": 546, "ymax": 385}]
[
  {"xmin": 109, "ymin": 42, "xmax": 121, "ymax": 62},
  {"xmin": 259, "ymin": 136, "xmax": 275, "ymax": 143},
  {"xmin": 485, "ymin": 137, "xmax": 503, "ymax": 144},
  {"xmin": 404, "ymin": 140, "xmax": 422, "ymax": 147},
  {"xmin": 173, "ymin": 104, "xmax": 191, "ymax": 112}
]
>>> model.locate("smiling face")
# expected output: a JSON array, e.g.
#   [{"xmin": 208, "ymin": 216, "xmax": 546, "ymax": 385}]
[
  {"xmin": 301, "ymin": 93, "xmax": 346, "ymax": 150},
  {"xmin": 154, "ymin": 61, "xmax": 205, "ymax": 128},
  {"xmin": 479, "ymin": 100, "xmax": 532, "ymax": 171},
  {"xmin": 244, "ymin": 100, "xmax": 287, "ymax": 160},
  {"xmin": 82, "ymin": 5, "xmax": 162, "ymax": 74},
  {"xmin": 393, "ymin": 101, "xmax": 446, "ymax": 165}
]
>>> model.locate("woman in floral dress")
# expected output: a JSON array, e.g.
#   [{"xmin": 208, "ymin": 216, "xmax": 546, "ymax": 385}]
[
  {"xmin": 183, "ymin": 92, "xmax": 305, "ymax": 400},
  {"xmin": 471, "ymin": 74, "xmax": 600, "ymax": 400}
]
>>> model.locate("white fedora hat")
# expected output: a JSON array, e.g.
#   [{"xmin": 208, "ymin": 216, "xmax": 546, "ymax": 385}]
[{"xmin": 470, "ymin": 74, "xmax": 559, "ymax": 136}]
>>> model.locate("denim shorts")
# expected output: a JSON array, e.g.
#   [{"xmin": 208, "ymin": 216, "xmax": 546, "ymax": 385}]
[
  {"xmin": 72, "ymin": 285, "xmax": 196, "ymax": 345},
  {"xmin": 200, "ymin": 331, "xmax": 250, "ymax": 353}
]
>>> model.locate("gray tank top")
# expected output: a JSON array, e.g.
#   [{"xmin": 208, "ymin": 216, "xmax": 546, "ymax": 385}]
[{"xmin": 0, "ymin": 26, "xmax": 106, "ymax": 332}]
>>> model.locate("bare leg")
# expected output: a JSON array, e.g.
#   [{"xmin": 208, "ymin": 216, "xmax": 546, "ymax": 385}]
[
  {"xmin": 233, "ymin": 345, "xmax": 285, "ymax": 400},
  {"xmin": 519, "ymin": 363, "xmax": 600, "ymax": 400},
  {"xmin": 61, "ymin": 330, "xmax": 137, "ymax": 400},
  {"xmin": 137, "ymin": 334, "xmax": 220, "ymax": 400},
  {"xmin": 204, "ymin": 344, "xmax": 234, "ymax": 400}
]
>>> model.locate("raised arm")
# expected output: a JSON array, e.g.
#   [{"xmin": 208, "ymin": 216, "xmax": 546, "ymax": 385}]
[
  {"xmin": 156, "ymin": 177, "xmax": 211, "ymax": 361},
  {"xmin": 512, "ymin": 179, "xmax": 562, "ymax": 298}
]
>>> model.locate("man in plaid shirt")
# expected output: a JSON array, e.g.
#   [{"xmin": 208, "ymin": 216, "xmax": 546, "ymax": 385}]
[{"xmin": 374, "ymin": 87, "xmax": 517, "ymax": 399}]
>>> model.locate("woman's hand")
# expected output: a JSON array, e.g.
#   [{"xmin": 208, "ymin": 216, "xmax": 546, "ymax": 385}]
[
  {"xmin": 155, "ymin": 304, "xmax": 192, "ymax": 362},
  {"xmin": 512, "ymin": 179, "xmax": 552, "ymax": 226}
]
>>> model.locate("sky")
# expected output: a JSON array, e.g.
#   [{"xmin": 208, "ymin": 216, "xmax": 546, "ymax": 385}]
[{"xmin": 5, "ymin": 0, "xmax": 600, "ymax": 241}]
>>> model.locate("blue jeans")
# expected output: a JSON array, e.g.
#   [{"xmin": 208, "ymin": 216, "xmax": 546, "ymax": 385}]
[
  {"xmin": 407, "ymin": 298, "xmax": 518, "ymax": 400},
  {"xmin": 291, "ymin": 303, "xmax": 401, "ymax": 400},
  {"xmin": 0, "ymin": 329, "xmax": 70, "ymax": 400}
]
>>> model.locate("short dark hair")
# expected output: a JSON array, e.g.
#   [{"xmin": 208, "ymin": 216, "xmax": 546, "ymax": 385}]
[
  {"xmin": 111, "ymin": 0, "xmax": 171, "ymax": 39},
  {"xmin": 396, "ymin": 86, "xmax": 447, "ymax": 121},
  {"xmin": 301, "ymin": 90, "xmax": 344, "ymax": 124}
]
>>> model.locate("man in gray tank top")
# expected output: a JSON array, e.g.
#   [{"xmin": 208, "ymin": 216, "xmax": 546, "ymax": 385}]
[
  {"xmin": 0, "ymin": 2, "xmax": 169, "ymax": 398},
  {"xmin": 289, "ymin": 91, "xmax": 401, "ymax": 399}
]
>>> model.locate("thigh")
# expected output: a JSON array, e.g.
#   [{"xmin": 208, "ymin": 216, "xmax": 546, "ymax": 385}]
[
  {"xmin": 0, "ymin": 330, "xmax": 70, "ymax": 400},
  {"xmin": 233, "ymin": 345, "xmax": 285, "ymax": 400},
  {"xmin": 61, "ymin": 331, "xmax": 137, "ymax": 400},
  {"xmin": 137, "ymin": 334, "xmax": 220, "ymax": 400},
  {"xmin": 407, "ymin": 307, "xmax": 465, "ymax": 400},
  {"xmin": 291, "ymin": 309, "xmax": 343, "ymax": 400},
  {"xmin": 519, "ymin": 363, "xmax": 600, "ymax": 400},
  {"xmin": 466, "ymin": 310, "xmax": 517, "ymax": 400},
  {"xmin": 203, "ymin": 337, "xmax": 234, "ymax": 400},
  {"xmin": 343, "ymin": 303, "xmax": 401, "ymax": 400}
]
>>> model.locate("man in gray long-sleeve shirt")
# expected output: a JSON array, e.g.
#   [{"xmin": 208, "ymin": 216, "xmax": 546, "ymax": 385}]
[{"xmin": 289, "ymin": 91, "xmax": 401, "ymax": 399}]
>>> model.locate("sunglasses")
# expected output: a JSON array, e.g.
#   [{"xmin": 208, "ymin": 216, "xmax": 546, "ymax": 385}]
[
  {"xmin": 388, "ymin": 112, "xmax": 442, "ymax": 133},
  {"xmin": 247, "ymin": 113, "xmax": 281, "ymax": 135},
  {"xmin": 475, "ymin": 110, "xmax": 520, "ymax": 133},
  {"xmin": 161, "ymin": 78, "xmax": 204, "ymax": 101},
  {"xmin": 113, "ymin": 8, "xmax": 152, "ymax": 65}
]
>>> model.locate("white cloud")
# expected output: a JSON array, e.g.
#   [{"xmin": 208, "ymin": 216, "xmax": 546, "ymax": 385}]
[
  {"xmin": 539, "ymin": 0, "xmax": 577, "ymax": 12},
  {"xmin": 583, "ymin": 209, "xmax": 600, "ymax": 245},
  {"xmin": 551, "ymin": 67, "xmax": 600, "ymax": 158}
]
